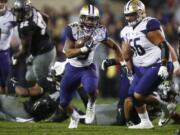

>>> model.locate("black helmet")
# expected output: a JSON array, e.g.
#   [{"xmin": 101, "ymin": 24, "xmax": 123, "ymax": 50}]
[
  {"xmin": 12, "ymin": 0, "xmax": 32, "ymax": 22},
  {"xmin": 30, "ymin": 95, "xmax": 58, "ymax": 121}
]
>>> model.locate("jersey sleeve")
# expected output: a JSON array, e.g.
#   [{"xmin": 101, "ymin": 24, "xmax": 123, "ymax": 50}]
[
  {"xmin": 142, "ymin": 19, "xmax": 161, "ymax": 34},
  {"xmin": 64, "ymin": 26, "xmax": 76, "ymax": 41},
  {"xmin": 93, "ymin": 26, "xmax": 108, "ymax": 42}
]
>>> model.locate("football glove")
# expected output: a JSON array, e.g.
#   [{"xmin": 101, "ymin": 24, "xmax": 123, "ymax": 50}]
[
  {"xmin": 11, "ymin": 56, "xmax": 18, "ymax": 66},
  {"xmin": 158, "ymin": 66, "xmax": 168, "ymax": 80},
  {"xmin": 80, "ymin": 40, "xmax": 95, "ymax": 53},
  {"xmin": 101, "ymin": 59, "xmax": 117, "ymax": 70},
  {"xmin": 26, "ymin": 55, "xmax": 34, "ymax": 65}
]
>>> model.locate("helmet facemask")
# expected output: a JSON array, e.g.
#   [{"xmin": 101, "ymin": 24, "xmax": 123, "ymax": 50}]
[
  {"xmin": 79, "ymin": 5, "xmax": 100, "ymax": 31},
  {"xmin": 12, "ymin": 0, "xmax": 32, "ymax": 22},
  {"xmin": 80, "ymin": 15, "xmax": 99, "ymax": 29}
]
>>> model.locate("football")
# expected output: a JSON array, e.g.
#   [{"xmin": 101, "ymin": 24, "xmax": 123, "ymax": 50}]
[
  {"xmin": 75, "ymin": 36, "xmax": 91, "ymax": 48},
  {"xmin": 75, "ymin": 38, "xmax": 85, "ymax": 48}
]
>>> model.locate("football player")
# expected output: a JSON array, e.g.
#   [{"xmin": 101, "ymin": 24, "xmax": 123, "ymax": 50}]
[
  {"xmin": 0, "ymin": 0, "xmax": 16, "ymax": 94},
  {"xmin": 119, "ymin": 0, "xmax": 177, "ymax": 129},
  {"xmin": 0, "ymin": 61, "xmax": 88, "ymax": 122},
  {"xmin": 60, "ymin": 4, "xmax": 126, "ymax": 128},
  {"xmin": 11, "ymin": 0, "xmax": 56, "ymax": 97}
]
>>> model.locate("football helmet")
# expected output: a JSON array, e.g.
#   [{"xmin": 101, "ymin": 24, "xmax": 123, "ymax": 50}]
[
  {"xmin": 30, "ymin": 95, "xmax": 58, "ymax": 121},
  {"xmin": 12, "ymin": 0, "xmax": 32, "ymax": 22},
  {"xmin": 0, "ymin": 0, "xmax": 8, "ymax": 15},
  {"xmin": 124, "ymin": 0, "xmax": 146, "ymax": 26},
  {"xmin": 79, "ymin": 4, "xmax": 100, "ymax": 29}
]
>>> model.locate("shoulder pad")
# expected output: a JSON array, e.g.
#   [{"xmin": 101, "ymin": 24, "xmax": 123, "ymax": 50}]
[{"xmin": 142, "ymin": 16, "xmax": 155, "ymax": 23}]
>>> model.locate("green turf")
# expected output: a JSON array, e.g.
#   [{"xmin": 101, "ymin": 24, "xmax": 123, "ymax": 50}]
[{"xmin": 0, "ymin": 98, "xmax": 179, "ymax": 135}]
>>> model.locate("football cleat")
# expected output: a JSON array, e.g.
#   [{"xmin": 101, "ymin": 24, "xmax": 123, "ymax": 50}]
[
  {"xmin": 85, "ymin": 101, "xmax": 95, "ymax": 124},
  {"xmin": 16, "ymin": 117, "xmax": 34, "ymax": 123},
  {"xmin": 128, "ymin": 120, "xmax": 154, "ymax": 129},
  {"xmin": 68, "ymin": 117, "xmax": 80, "ymax": 129},
  {"xmin": 126, "ymin": 121, "xmax": 135, "ymax": 127}
]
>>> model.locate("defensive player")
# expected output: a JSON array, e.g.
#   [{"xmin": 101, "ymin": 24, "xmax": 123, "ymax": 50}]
[
  {"xmin": 120, "ymin": 0, "xmax": 176, "ymax": 129},
  {"xmin": 60, "ymin": 4, "xmax": 125, "ymax": 128},
  {"xmin": 0, "ymin": 0, "xmax": 16, "ymax": 94},
  {"xmin": 11, "ymin": 0, "xmax": 56, "ymax": 97}
]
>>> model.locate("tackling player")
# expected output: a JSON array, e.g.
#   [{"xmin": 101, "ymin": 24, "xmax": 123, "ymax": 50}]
[{"xmin": 11, "ymin": 0, "xmax": 56, "ymax": 97}]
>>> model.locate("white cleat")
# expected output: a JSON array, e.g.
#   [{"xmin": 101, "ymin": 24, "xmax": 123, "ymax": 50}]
[
  {"xmin": 158, "ymin": 103, "xmax": 176, "ymax": 127},
  {"xmin": 85, "ymin": 101, "xmax": 95, "ymax": 124},
  {"xmin": 128, "ymin": 120, "xmax": 154, "ymax": 129},
  {"xmin": 68, "ymin": 117, "xmax": 79, "ymax": 129},
  {"xmin": 15, "ymin": 117, "xmax": 34, "ymax": 123}
]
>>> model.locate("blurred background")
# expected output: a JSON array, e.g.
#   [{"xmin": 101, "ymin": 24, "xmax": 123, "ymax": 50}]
[{"xmin": 9, "ymin": 0, "xmax": 180, "ymax": 98}]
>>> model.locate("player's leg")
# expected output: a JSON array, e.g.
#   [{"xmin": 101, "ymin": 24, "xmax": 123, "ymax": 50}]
[
  {"xmin": 81, "ymin": 64, "xmax": 98, "ymax": 124},
  {"xmin": 32, "ymin": 47, "xmax": 56, "ymax": 81},
  {"xmin": 14, "ymin": 58, "xmax": 37, "ymax": 96},
  {"xmin": 0, "ymin": 50, "xmax": 11, "ymax": 94},
  {"xmin": 59, "ymin": 63, "xmax": 81, "ymax": 128},
  {"xmin": 77, "ymin": 86, "xmax": 88, "ymax": 108},
  {"xmin": 123, "ymin": 71, "xmax": 141, "ymax": 126},
  {"xmin": 127, "ymin": 66, "xmax": 153, "ymax": 129},
  {"xmin": 138, "ymin": 63, "xmax": 175, "ymax": 126},
  {"xmin": 132, "ymin": 63, "xmax": 175, "ymax": 128},
  {"xmin": 0, "ymin": 95, "xmax": 30, "ymax": 121},
  {"xmin": 16, "ymin": 48, "xmax": 56, "ymax": 97},
  {"xmin": 118, "ymin": 69, "xmax": 138, "ymax": 126}
]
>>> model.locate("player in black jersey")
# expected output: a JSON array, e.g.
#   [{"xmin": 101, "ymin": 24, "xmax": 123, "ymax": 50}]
[{"xmin": 11, "ymin": 0, "xmax": 56, "ymax": 97}]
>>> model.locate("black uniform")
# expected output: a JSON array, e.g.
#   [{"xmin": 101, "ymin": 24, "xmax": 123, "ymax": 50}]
[
  {"xmin": 15, "ymin": 7, "xmax": 56, "ymax": 82},
  {"xmin": 17, "ymin": 8, "xmax": 54, "ymax": 56}
]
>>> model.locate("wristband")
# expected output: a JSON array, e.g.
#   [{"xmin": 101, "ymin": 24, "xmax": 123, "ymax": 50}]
[{"xmin": 80, "ymin": 46, "xmax": 88, "ymax": 53}]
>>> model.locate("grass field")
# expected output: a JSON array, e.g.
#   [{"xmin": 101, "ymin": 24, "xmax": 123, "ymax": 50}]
[{"xmin": 0, "ymin": 98, "xmax": 179, "ymax": 135}]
